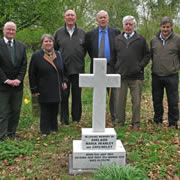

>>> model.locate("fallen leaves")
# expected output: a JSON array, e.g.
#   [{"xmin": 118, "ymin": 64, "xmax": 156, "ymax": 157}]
[{"xmin": 0, "ymin": 92, "xmax": 179, "ymax": 179}]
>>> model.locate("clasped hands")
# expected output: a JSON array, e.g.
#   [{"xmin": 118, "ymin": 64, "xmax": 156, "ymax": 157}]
[
  {"xmin": 7, "ymin": 79, "xmax": 21, "ymax": 87},
  {"xmin": 33, "ymin": 82, "xmax": 67, "ymax": 97}
]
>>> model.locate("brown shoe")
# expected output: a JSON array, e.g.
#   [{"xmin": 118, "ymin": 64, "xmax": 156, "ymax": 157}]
[{"xmin": 132, "ymin": 125, "xmax": 140, "ymax": 131}]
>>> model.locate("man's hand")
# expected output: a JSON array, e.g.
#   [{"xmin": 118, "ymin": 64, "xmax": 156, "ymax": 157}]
[
  {"xmin": 62, "ymin": 82, "xmax": 67, "ymax": 89},
  {"xmin": 6, "ymin": 79, "xmax": 15, "ymax": 86},
  {"xmin": 13, "ymin": 79, "xmax": 21, "ymax": 86},
  {"xmin": 33, "ymin": 93, "xmax": 40, "ymax": 96},
  {"xmin": 6, "ymin": 79, "xmax": 21, "ymax": 87}
]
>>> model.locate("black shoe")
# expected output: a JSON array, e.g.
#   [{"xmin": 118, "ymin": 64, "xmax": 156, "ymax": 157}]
[
  {"xmin": 113, "ymin": 120, "xmax": 124, "ymax": 126},
  {"xmin": 7, "ymin": 134, "xmax": 22, "ymax": 140},
  {"xmin": 111, "ymin": 115, "xmax": 116, "ymax": 122},
  {"xmin": 111, "ymin": 119, "xmax": 116, "ymax": 123},
  {"xmin": 73, "ymin": 119, "xmax": 80, "ymax": 123},
  {"xmin": 168, "ymin": 123, "xmax": 178, "ymax": 129},
  {"xmin": 61, "ymin": 121, "xmax": 69, "ymax": 125},
  {"xmin": 61, "ymin": 118, "xmax": 69, "ymax": 125},
  {"xmin": 0, "ymin": 137, "xmax": 5, "ymax": 142},
  {"xmin": 40, "ymin": 132, "xmax": 50, "ymax": 136},
  {"xmin": 132, "ymin": 124, "xmax": 140, "ymax": 131},
  {"xmin": 154, "ymin": 121, "xmax": 163, "ymax": 124}
]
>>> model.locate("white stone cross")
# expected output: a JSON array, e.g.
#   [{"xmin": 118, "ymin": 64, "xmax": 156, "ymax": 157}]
[{"xmin": 79, "ymin": 58, "xmax": 121, "ymax": 132}]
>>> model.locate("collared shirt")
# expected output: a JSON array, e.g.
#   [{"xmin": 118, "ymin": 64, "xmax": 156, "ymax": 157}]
[
  {"xmin": 4, "ymin": 37, "xmax": 14, "ymax": 47},
  {"xmin": 160, "ymin": 32, "xmax": 172, "ymax": 46},
  {"xmin": 98, "ymin": 26, "xmax": 110, "ymax": 63},
  {"xmin": 66, "ymin": 26, "xmax": 75, "ymax": 37},
  {"xmin": 124, "ymin": 32, "xmax": 135, "ymax": 40}
]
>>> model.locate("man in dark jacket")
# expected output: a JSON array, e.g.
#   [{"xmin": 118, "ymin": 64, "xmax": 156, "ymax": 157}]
[
  {"xmin": 54, "ymin": 9, "xmax": 86, "ymax": 124},
  {"xmin": 0, "ymin": 22, "xmax": 27, "ymax": 141},
  {"xmin": 150, "ymin": 16, "xmax": 180, "ymax": 129},
  {"xmin": 112, "ymin": 15, "xmax": 150, "ymax": 130},
  {"xmin": 85, "ymin": 10, "xmax": 120, "ymax": 122}
]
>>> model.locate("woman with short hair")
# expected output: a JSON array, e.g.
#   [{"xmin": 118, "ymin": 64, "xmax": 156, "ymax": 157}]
[{"xmin": 29, "ymin": 34, "xmax": 67, "ymax": 135}]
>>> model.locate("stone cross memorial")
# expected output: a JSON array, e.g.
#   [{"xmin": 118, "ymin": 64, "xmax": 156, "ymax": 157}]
[
  {"xmin": 79, "ymin": 58, "xmax": 120, "ymax": 132},
  {"xmin": 69, "ymin": 58, "xmax": 126, "ymax": 174}
]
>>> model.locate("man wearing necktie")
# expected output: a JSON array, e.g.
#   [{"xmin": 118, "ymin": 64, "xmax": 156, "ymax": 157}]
[
  {"xmin": 85, "ymin": 10, "xmax": 120, "ymax": 122},
  {"xmin": 0, "ymin": 21, "xmax": 27, "ymax": 141},
  {"xmin": 112, "ymin": 15, "xmax": 150, "ymax": 131}
]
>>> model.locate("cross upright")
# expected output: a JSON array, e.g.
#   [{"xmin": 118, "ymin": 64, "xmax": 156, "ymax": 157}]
[{"xmin": 79, "ymin": 58, "xmax": 121, "ymax": 132}]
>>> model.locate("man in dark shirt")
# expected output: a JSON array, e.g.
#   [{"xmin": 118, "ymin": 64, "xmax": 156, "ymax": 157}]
[
  {"xmin": 112, "ymin": 15, "xmax": 150, "ymax": 130},
  {"xmin": 54, "ymin": 9, "xmax": 86, "ymax": 125}
]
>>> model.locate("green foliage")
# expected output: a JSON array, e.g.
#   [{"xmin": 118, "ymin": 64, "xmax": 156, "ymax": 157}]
[
  {"xmin": 1, "ymin": 0, "xmax": 180, "ymax": 52},
  {"xmin": 16, "ymin": 27, "xmax": 46, "ymax": 52},
  {"xmin": 0, "ymin": 141, "xmax": 34, "ymax": 160},
  {"xmin": 0, "ymin": 0, "xmax": 40, "ymax": 36},
  {"xmin": 146, "ymin": 0, "xmax": 180, "ymax": 20},
  {"xmin": 90, "ymin": 0, "xmax": 139, "ymax": 30},
  {"xmin": 92, "ymin": 164, "xmax": 149, "ymax": 180},
  {"xmin": 138, "ymin": 0, "xmax": 180, "ymax": 42}
]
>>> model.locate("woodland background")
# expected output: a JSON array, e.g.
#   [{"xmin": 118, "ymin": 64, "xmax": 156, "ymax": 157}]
[{"xmin": 0, "ymin": 0, "xmax": 180, "ymax": 179}]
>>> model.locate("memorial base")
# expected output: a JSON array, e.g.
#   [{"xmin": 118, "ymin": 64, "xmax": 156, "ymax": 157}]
[
  {"xmin": 69, "ymin": 154, "xmax": 95, "ymax": 175},
  {"xmin": 72, "ymin": 140, "xmax": 126, "ymax": 169}
]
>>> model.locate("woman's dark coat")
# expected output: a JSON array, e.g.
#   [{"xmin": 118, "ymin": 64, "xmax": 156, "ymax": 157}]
[{"xmin": 29, "ymin": 49, "xmax": 66, "ymax": 103}]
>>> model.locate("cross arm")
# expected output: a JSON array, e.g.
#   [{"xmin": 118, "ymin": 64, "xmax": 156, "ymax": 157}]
[
  {"xmin": 79, "ymin": 74, "xmax": 95, "ymax": 87},
  {"xmin": 106, "ymin": 74, "xmax": 121, "ymax": 88}
]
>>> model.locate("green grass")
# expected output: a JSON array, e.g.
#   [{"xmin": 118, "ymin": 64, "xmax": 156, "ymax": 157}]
[
  {"xmin": 92, "ymin": 164, "xmax": 149, "ymax": 180},
  {"xmin": 0, "ymin": 57, "xmax": 180, "ymax": 179},
  {"xmin": 0, "ymin": 141, "xmax": 34, "ymax": 161},
  {"xmin": 0, "ymin": 87, "xmax": 179, "ymax": 179}
]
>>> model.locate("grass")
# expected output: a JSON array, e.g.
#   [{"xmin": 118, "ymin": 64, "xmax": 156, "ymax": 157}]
[
  {"xmin": 0, "ymin": 86, "xmax": 179, "ymax": 179},
  {"xmin": 92, "ymin": 164, "xmax": 149, "ymax": 180},
  {"xmin": 0, "ymin": 57, "xmax": 180, "ymax": 179},
  {"xmin": 0, "ymin": 141, "xmax": 34, "ymax": 160}
]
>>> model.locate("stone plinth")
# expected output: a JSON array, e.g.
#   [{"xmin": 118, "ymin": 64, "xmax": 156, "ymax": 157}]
[{"xmin": 73, "ymin": 140, "xmax": 126, "ymax": 169}]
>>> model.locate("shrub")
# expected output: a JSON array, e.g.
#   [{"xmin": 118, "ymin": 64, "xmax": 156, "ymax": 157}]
[{"xmin": 93, "ymin": 164, "xmax": 149, "ymax": 180}]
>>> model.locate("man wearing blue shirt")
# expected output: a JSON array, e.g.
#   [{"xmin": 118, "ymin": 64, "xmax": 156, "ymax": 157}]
[{"xmin": 85, "ymin": 10, "xmax": 120, "ymax": 122}]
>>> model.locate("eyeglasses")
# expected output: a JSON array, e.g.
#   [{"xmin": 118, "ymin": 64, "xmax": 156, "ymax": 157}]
[{"xmin": 6, "ymin": 28, "xmax": 16, "ymax": 32}]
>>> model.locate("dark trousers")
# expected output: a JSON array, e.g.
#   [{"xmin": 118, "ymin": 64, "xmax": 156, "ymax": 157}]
[
  {"xmin": 107, "ymin": 88, "xmax": 116, "ymax": 121},
  {"xmin": 61, "ymin": 74, "xmax": 82, "ymax": 123},
  {"xmin": 152, "ymin": 73, "xmax": 179, "ymax": 125},
  {"xmin": 107, "ymin": 64, "xmax": 116, "ymax": 121},
  {"xmin": 40, "ymin": 103, "xmax": 59, "ymax": 134},
  {"xmin": 0, "ymin": 89, "xmax": 23, "ymax": 138}
]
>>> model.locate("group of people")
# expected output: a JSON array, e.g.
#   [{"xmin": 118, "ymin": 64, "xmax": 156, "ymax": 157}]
[{"xmin": 0, "ymin": 9, "xmax": 179, "ymax": 141}]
